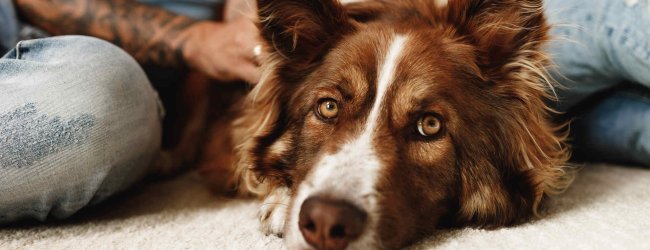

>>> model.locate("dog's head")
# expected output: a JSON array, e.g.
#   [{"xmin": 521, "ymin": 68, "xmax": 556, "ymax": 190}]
[{"xmin": 237, "ymin": 0, "xmax": 571, "ymax": 249}]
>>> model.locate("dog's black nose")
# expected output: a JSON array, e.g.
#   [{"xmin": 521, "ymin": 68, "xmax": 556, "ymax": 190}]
[{"xmin": 299, "ymin": 197, "xmax": 367, "ymax": 250}]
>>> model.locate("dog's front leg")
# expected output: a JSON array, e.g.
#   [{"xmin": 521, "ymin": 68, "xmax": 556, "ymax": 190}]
[{"xmin": 259, "ymin": 186, "xmax": 291, "ymax": 237}]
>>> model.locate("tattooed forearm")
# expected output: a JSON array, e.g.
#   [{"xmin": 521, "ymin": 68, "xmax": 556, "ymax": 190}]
[{"xmin": 15, "ymin": 0, "xmax": 198, "ymax": 68}]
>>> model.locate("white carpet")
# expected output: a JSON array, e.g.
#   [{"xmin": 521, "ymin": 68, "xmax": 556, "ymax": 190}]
[{"xmin": 1, "ymin": 164, "xmax": 649, "ymax": 250}]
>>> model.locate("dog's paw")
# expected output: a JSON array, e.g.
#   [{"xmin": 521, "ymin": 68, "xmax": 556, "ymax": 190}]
[{"xmin": 258, "ymin": 187, "xmax": 291, "ymax": 237}]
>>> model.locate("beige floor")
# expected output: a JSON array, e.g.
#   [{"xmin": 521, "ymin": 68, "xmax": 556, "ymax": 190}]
[{"xmin": 1, "ymin": 164, "xmax": 649, "ymax": 250}]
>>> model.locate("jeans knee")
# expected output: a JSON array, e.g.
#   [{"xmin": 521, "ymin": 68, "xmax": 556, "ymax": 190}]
[
  {"xmin": 71, "ymin": 36, "xmax": 163, "ymax": 191},
  {"xmin": 57, "ymin": 36, "xmax": 163, "ymax": 144},
  {"xmin": 572, "ymin": 90, "xmax": 650, "ymax": 166},
  {"xmin": 6, "ymin": 35, "xmax": 163, "ymax": 154},
  {"xmin": 0, "ymin": 36, "xmax": 164, "ymax": 223}
]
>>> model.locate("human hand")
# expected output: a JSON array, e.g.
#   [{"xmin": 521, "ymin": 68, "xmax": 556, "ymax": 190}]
[
  {"xmin": 224, "ymin": 0, "xmax": 258, "ymax": 22},
  {"xmin": 182, "ymin": 15, "xmax": 262, "ymax": 84}
]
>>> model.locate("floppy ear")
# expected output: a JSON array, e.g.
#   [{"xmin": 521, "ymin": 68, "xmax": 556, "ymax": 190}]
[
  {"xmin": 451, "ymin": 0, "xmax": 573, "ymax": 227},
  {"xmin": 230, "ymin": 0, "xmax": 354, "ymax": 196},
  {"xmin": 445, "ymin": 0, "xmax": 550, "ymax": 80},
  {"xmin": 457, "ymin": 138, "xmax": 572, "ymax": 227}
]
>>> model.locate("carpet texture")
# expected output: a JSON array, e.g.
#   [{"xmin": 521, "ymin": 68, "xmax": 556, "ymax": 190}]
[{"xmin": 1, "ymin": 164, "xmax": 649, "ymax": 249}]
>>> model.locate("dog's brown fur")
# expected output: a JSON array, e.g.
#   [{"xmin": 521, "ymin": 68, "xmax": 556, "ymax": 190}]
[{"xmin": 167, "ymin": 0, "xmax": 575, "ymax": 249}]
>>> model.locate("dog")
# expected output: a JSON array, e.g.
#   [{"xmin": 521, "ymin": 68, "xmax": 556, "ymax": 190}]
[{"xmin": 193, "ymin": 0, "xmax": 574, "ymax": 249}]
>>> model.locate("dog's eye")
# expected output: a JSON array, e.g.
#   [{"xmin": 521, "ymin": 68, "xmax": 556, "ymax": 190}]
[
  {"xmin": 316, "ymin": 98, "xmax": 339, "ymax": 120},
  {"xmin": 417, "ymin": 114, "xmax": 443, "ymax": 137}
]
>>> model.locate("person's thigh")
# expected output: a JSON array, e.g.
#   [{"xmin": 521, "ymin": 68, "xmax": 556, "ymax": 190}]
[
  {"xmin": 571, "ymin": 87, "xmax": 650, "ymax": 166},
  {"xmin": 0, "ymin": 36, "xmax": 163, "ymax": 223},
  {"xmin": 544, "ymin": 0, "xmax": 650, "ymax": 111}
]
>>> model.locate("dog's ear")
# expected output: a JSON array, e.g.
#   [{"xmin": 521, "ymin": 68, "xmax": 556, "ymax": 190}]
[
  {"xmin": 456, "ymin": 135, "xmax": 572, "ymax": 227},
  {"xmin": 450, "ymin": 0, "xmax": 573, "ymax": 227},
  {"xmin": 444, "ymin": 0, "xmax": 549, "ymax": 80},
  {"xmin": 231, "ymin": 0, "xmax": 354, "ymax": 196},
  {"xmin": 257, "ymin": 0, "xmax": 354, "ymax": 71}
]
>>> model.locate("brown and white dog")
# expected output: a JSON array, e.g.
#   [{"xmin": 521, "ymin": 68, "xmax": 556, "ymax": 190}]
[{"xmin": 196, "ymin": 0, "xmax": 574, "ymax": 249}]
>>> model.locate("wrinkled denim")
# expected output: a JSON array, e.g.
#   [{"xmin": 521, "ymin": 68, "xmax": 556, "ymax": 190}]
[
  {"xmin": 0, "ymin": 0, "xmax": 216, "ymax": 224},
  {"xmin": 571, "ymin": 89, "xmax": 650, "ymax": 165},
  {"xmin": 545, "ymin": 0, "xmax": 650, "ymax": 166},
  {"xmin": 0, "ymin": 36, "xmax": 164, "ymax": 223}
]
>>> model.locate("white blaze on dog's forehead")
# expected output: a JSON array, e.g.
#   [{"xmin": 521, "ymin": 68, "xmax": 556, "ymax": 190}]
[
  {"xmin": 308, "ymin": 34, "xmax": 407, "ymax": 202},
  {"xmin": 285, "ymin": 35, "xmax": 408, "ymax": 249},
  {"xmin": 363, "ymin": 35, "xmax": 408, "ymax": 137}
]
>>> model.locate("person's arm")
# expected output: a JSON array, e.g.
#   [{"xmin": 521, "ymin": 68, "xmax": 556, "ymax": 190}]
[
  {"xmin": 14, "ymin": 0, "xmax": 262, "ymax": 83},
  {"xmin": 15, "ymin": 0, "xmax": 196, "ymax": 68}
]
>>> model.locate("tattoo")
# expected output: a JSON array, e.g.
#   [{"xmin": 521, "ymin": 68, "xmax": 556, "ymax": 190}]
[{"xmin": 15, "ymin": 0, "xmax": 199, "ymax": 68}]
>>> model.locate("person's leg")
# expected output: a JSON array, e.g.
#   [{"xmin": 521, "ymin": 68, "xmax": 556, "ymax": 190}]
[
  {"xmin": 545, "ymin": 0, "xmax": 650, "ymax": 166},
  {"xmin": 0, "ymin": 35, "xmax": 163, "ymax": 223},
  {"xmin": 544, "ymin": 0, "xmax": 650, "ymax": 111},
  {"xmin": 571, "ymin": 88, "xmax": 650, "ymax": 166}
]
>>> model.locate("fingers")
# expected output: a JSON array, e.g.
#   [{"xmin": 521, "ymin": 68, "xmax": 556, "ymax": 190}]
[
  {"xmin": 236, "ymin": 19, "xmax": 265, "ymax": 65},
  {"xmin": 241, "ymin": 41, "xmax": 262, "ymax": 66},
  {"xmin": 195, "ymin": 15, "xmax": 262, "ymax": 84},
  {"xmin": 232, "ymin": 18, "xmax": 263, "ymax": 84},
  {"xmin": 224, "ymin": 0, "xmax": 258, "ymax": 22},
  {"xmin": 234, "ymin": 31, "xmax": 263, "ymax": 84},
  {"xmin": 237, "ymin": 61, "xmax": 262, "ymax": 84},
  {"xmin": 252, "ymin": 44, "xmax": 263, "ymax": 66}
]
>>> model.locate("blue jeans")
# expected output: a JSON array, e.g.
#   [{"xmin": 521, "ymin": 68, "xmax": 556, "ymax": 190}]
[
  {"xmin": 0, "ymin": 0, "xmax": 219, "ymax": 224},
  {"xmin": 0, "ymin": 36, "xmax": 163, "ymax": 223},
  {"xmin": 544, "ymin": 0, "xmax": 650, "ymax": 165}
]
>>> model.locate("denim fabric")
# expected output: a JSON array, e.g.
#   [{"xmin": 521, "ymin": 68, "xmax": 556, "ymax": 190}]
[
  {"xmin": 571, "ymin": 89, "xmax": 650, "ymax": 165},
  {"xmin": 0, "ymin": 36, "xmax": 163, "ymax": 223},
  {"xmin": 0, "ymin": 0, "xmax": 213, "ymax": 224},
  {"xmin": 545, "ymin": 0, "xmax": 650, "ymax": 166},
  {"xmin": 0, "ymin": 0, "xmax": 19, "ymax": 53},
  {"xmin": 545, "ymin": 0, "xmax": 650, "ymax": 111}
]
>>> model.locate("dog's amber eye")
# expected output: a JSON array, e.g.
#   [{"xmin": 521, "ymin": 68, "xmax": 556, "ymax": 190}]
[
  {"xmin": 417, "ymin": 114, "xmax": 442, "ymax": 137},
  {"xmin": 317, "ymin": 99, "xmax": 339, "ymax": 120}
]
